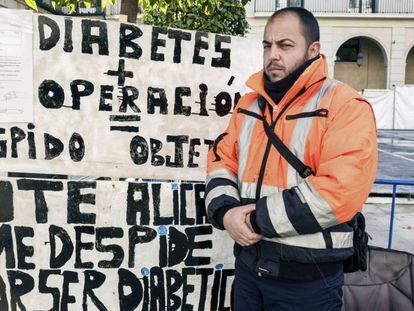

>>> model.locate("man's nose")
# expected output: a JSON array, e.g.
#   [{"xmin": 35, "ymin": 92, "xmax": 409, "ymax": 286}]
[{"xmin": 269, "ymin": 44, "xmax": 281, "ymax": 61}]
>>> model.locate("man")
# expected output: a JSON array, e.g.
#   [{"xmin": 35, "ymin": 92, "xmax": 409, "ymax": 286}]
[{"xmin": 205, "ymin": 7, "xmax": 378, "ymax": 311}]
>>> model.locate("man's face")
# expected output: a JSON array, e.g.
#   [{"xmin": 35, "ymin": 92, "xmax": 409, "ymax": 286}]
[{"xmin": 263, "ymin": 13, "xmax": 318, "ymax": 82}]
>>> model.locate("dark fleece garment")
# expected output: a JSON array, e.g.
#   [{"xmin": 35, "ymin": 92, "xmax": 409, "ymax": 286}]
[{"xmin": 263, "ymin": 54, "xmax": 320, "ymax": 105}]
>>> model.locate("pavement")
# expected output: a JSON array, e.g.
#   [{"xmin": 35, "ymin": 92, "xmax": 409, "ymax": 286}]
[{"xmin": 363, "ymin": 203, "xmax": 414, "ymax": 253}]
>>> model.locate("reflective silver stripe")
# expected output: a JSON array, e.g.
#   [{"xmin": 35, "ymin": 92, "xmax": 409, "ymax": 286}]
[
  {"xmin": 239, "ymin": 182, "xmax": 280, "ymax": 199},
  {"xmin": 286, "ymin": 79, "xmax": 339, "ymax": 188},
  {"xmin": 262, "ymin": 231, "xmax": 353, "ymax": 249},
  {"xmin": 331, "ymin": 231, "xmax": 354, "ymax": 248},
  {"xmin": 238, "ymin": 100, "xmax": 261, "ymax": 188},
  {"xmin": 297, "ymin": 179, "xmax": 338, "ymax": 228},
  {"xmin": 205, "ymin": 185, "xmax": 240, "ymax": 208},
  {"xmin": 263, "ymin": 232, "xmax": 326, "ymax": 249},
  {"xmin": 266, "ymin": 193, "xmax": 298, "ymax": 237},
  {"xmin": 206, "ymin": 168, "xmax": 238, "ymax": 186}
]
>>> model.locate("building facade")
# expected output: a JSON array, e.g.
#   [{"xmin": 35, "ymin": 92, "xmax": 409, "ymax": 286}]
[{"xmin": 246, "ymin": 0, "xmax": 414, "ymax": 90}]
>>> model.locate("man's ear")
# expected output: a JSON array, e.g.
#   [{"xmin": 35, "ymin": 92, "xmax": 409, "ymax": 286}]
[{"xmin": 308, "ymin": 41, "xmax": 321, "ymax": 59}]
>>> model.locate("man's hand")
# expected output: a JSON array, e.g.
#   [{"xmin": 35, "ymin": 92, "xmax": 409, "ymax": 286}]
[{"xmin": 223, "ymin": 204, "xmax": 262, "ymax": 246}]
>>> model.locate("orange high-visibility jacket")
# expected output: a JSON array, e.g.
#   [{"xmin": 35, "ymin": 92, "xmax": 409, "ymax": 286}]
[{"xmin": 206, "ymin": 55, "xmax": 378, "ymax": 272}]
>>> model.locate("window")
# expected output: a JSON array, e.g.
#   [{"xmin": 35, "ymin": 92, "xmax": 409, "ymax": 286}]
[
  {"xmin": 335, "ymin": 39, "xmax": 360, "ymax": 62},
  {"xmin": 349, "ymin": 0, "xmax": 374, "ymax": 13},
  {"xmin": 275, "ymin": 0, "xmax": 303, "ymax": 11},
  {"xmin": 349, "ymin": 0, "xmax": 358, "ymax": 9},
  {"xmin": 288, "ymin": 0, "xmax": 303, "ymax": 7}
]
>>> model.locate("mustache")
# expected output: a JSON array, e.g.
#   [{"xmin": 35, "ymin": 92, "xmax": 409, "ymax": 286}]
[{"xmin": 266, "ymin": 62, "xmax": 285, "ymax": 70}]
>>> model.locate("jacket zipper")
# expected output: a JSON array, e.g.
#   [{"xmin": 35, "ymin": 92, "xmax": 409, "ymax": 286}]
[
  {"xmin": 255, "ymin": 86, "xmax": 307, "ymax": 200},
  {"xmin": 252, "ymin": 88, "xmax": 306, "ymax": 274},
  {"xmin": 252, "ymin": 77, "xmax": 326, "ymax": 273}
]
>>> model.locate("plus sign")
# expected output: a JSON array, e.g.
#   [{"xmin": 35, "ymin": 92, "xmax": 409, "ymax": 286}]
[{"xmin": 105, "ymin": 59, "xmax": 133, "ymax": 86}]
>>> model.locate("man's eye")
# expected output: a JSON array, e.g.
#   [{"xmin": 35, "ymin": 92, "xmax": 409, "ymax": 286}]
[{"xmin": 263, "ymin": 45, "xmax": 271, "ymax": 49}]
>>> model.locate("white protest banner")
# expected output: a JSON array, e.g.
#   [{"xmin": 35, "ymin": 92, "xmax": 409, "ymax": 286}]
[
  {"xmin": 0, "ymin": 11, "xmax": 262, "ymax": 180},
  {"xmin": 0, "ymin": 177, "xmax": 235, "ymax": 310}
]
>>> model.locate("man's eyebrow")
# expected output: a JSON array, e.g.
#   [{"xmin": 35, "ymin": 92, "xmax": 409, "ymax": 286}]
[
  {"xmin": 277, "ymin": 38, "xmax": 295, "ymax": 44},
  {"xmin": 262, "ymin": 38, "xmax": 296, "ymax": 45}
]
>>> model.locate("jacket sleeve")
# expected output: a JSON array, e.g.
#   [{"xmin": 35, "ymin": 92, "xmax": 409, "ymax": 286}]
[
  {"xmin": 206, "ymin": 108, "xmax": 241, "ymax": 230},
  {"xmin": 251, "ymin": 98, "xmax": 378, "ymax": 238}
]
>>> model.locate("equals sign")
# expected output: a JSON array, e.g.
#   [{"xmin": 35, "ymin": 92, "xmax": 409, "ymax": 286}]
[{"xmin": 110, "ymin": 115, "xmax": 141, "ymax": 132}]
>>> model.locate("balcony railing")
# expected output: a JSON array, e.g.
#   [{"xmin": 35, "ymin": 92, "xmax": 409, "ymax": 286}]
[{"xmin": 254, "ymin": 0, "xmax": 414, "ymax": 14}]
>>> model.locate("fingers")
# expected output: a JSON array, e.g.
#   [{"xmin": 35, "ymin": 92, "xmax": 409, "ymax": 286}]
[
  {"xmin": 233, "ymin": 223, "xmax": 262, "ymax": 246},
  {"xmin": 223, "ymin": 205, "xmax": 262, "ymax": 247},
  {"xmin": 230, "ymin": 232, "xmax": 262, "ymax": 247},
  {"xmin": 226, "ymin": 226, "xmax": 251, "ymax": 246},
  {"xmin": 241, "ymin": 204, "xmax": 256, "ymax": 214},
  {"xmin": 234, "ymin": 235, "xmax": 253, "ymax": 247},
  {"xmin": 242, "ymin": 227, "xmax": 262, "ymax": 241},
  {"xmin": 235, "ymin": 235, "xmax": 262, "ymax": 247}
]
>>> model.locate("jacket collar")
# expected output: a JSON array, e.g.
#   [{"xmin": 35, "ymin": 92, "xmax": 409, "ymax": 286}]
[{"xmin": 246, "ymin": 54, "xmax": 329, "ymax": 108}]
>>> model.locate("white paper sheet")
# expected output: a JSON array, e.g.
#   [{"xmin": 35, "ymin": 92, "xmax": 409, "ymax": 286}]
[{"xmin": 0, "ymin": 9, "xmax": 33, "ymax": 122}]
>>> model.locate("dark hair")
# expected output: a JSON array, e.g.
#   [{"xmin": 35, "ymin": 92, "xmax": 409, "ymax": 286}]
[{"xmin": 268, "ymin": 7, "xmax": 320, "ymax": 46}]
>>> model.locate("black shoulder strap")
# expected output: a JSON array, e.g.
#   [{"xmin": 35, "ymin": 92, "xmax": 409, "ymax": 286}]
[{"xmin": 259, "ymin": 95, "xmax": 315, "ymax": 179}]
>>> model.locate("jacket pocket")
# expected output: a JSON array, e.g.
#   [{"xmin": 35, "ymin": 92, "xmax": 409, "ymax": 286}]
[{"xmin": 286, "ymin": 108, "xmax": 328, "ymax": 120}]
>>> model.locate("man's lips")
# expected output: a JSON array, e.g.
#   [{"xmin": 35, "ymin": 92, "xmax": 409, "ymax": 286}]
[{"xmin": 267, "ymin": 66, "xmax": 284, "ymax": 72}]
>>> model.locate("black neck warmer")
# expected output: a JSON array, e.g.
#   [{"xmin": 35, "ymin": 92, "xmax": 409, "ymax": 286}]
[{"xmin": 263, "ymin": 54, "xmax": 320, "ymax": 105}]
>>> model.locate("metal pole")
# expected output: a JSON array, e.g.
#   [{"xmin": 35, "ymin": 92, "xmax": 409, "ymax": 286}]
[
  {"xmin": 387, "ymin": 184, "xmax": 397, "ymax": 249},
  {"xmin": 392, "ymin": 85, "xmax": 396, "ymax": 131},
  {"xmin": 359, "ymin": 0, "xmax": 363, "ymax": 13}
]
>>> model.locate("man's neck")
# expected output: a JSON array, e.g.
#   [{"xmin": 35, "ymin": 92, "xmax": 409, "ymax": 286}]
[{"xmin": 263, "ymin": 54, "xmax": 320, "ymax": 105}]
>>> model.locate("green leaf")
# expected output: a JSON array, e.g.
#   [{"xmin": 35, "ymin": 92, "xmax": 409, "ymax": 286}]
[
  {"xmin": 68, "ymin": 3, "xmax": 76, "ymax": 13},
  {"xmin": 24, "ymin": 0, "xmax": 38, "ymax": 10},
  {"xmin": 83, "ymin": 0, "xmax": 91, "ymax": 8}
]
